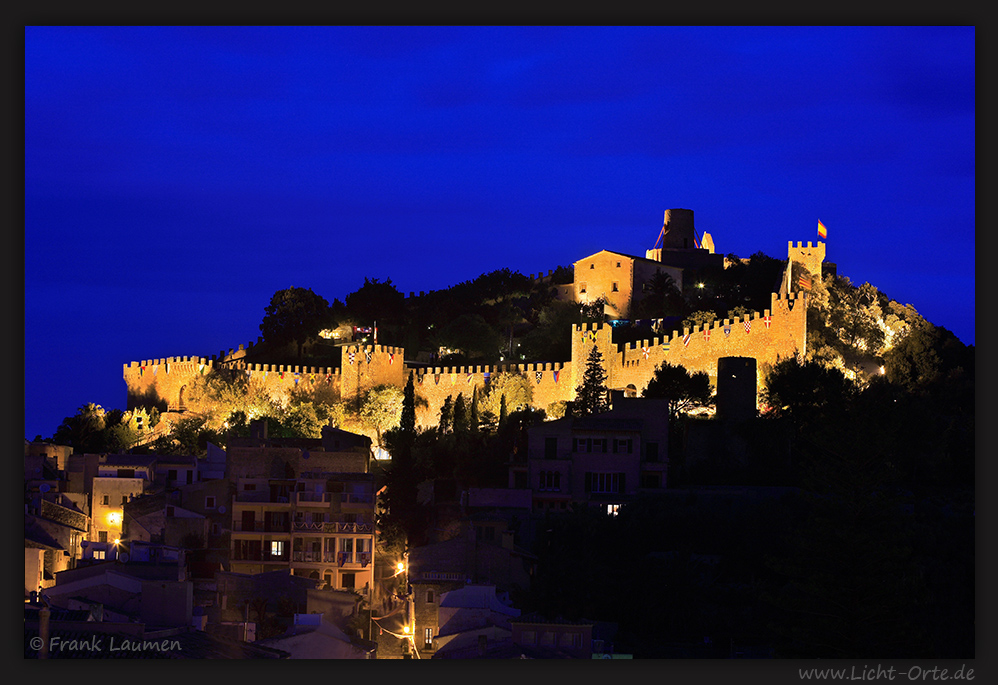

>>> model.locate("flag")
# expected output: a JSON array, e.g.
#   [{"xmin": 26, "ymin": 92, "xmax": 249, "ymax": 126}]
[
  {"xmin": 590, "ymin": 330, "xmax": 597, "ymax": 342},
  {"xmin": 450, "ymin": 373, "xmax": 456, "ymax": 385},
  {"xmin": 703, "ymin": 328, "xmax": 710, "ymax": 342},
  {"xmin": 165, "ymin": 363, "xmax": 169, "ymax": 374},
  {"xmin": 662, "ymin": 341, "xmax": 670, "ymax": 352},
  {"xmin": 798, "ymin": 273, "xmax": 812, "ymax": 291},
  {"xmin": 763, "ymin": 315, "xmax": 772, "ymax": 329},
  {"xmin": 153, "ymin": 365, "xmax": 158, "ymax": 375},
  {"xmin": 348, "ymin": 351, "xmax": 355, "ymax": 365},
  {"xmin": 140, "ymin": 366, "xmax": 144, "ymax": 377},
  {"xmin": 817, "ymin": 220, "xmax": 827, "ymax": 239},
  {"xmin": 682, "ymin": 334, "xmax": 691, "ymax": 347},
  {"xmin": 365, "ymin": 351, "xmax": 372, "ymax": 364},
  {"xmin": 388, "ymin": 353, "xmax": 395, "ymax": 365},
  {"xmin": 744, "ymin": 320, "xmax": 752, "ymax": 333},
  {"xmin": 535, "ymin": 371, "xmax": 543, "ymax": 384},
  {"xmin": 467, "ymin": 374, "xmax": 473, "ymax": 384},
  {"xmin": 724, "ymin": 325, "xmax": 731, "ymax": 337},
  {"xmin": 553, "ymin": 369, "xmax": 560, "ymax": 383},
  {"xmin": 642, "ymin": 347, "xmax": 650, "ymax": 359},
  {"xmin": 199, "ymin": 364, "xmax": 205, "ymax": 375},
  {"xmin": 434, "ymin": 374, "xmax": 440, "ymax": 385},
  {"xmin": 484, "ymin": 372, "xmax": 491, "ymax": 385}
]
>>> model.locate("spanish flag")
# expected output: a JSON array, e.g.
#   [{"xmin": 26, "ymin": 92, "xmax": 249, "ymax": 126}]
[{"xmin": 817, "ymin": 220, "xmax": 827, "ymax": 239}]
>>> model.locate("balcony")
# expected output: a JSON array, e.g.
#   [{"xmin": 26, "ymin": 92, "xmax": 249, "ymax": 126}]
[
  {"xmin": 291, "ymin": 521, "xmax": 375, "ymax": 534},
  {"xmin": 296, "ymin": 492, "xmax": 331, "ymax": 506},
  {"xmin": 230, "ymin": 551, "xmax": 290, "ymax": 562},
  {"xmin": 288, "ymin": 551, "xmax": 372, "ymax": 566},
  {"xmin": 232, "ymin": 521, "xmax": 291, "ymax": 533},
  {"xmin": 235, "ymin": 491, "xmax": 292, "ymax": 504},
  {"xmin": 338, "ymin": 493, "xmax": 373, "ymax": 506}
]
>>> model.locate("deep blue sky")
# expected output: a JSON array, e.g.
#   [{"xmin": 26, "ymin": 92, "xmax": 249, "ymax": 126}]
[{"xmin": 23, "ymin": 26, "xmax": 975, "ymax": 442}]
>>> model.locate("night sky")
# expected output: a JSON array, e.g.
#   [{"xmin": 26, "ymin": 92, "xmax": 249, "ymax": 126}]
[{"xmin": 23, "ymin": 26, "xmax": 975, "ymax": 442}]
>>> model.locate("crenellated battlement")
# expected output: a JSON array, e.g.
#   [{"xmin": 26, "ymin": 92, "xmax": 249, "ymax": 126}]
[
  {"xmin": 125, "ymin": 229, "xmax": 814, "ymax": 425},
  {"xmin": 411, "ymin": 361, "xmax": 567, "ymax": 378}
]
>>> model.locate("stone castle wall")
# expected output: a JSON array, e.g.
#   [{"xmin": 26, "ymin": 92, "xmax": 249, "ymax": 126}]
[{"xmin": 124, "ymin": 240, "xmax": 821, "ymax": 428}]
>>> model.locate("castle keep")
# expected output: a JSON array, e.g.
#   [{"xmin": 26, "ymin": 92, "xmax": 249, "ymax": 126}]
[{"xmin": 124, "ymin": 211, "xmax": 822, "ymax": 429}]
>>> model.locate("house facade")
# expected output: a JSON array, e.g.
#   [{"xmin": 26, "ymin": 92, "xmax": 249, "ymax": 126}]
[{"xmin": 524, "ymin": 396, "xmax": 670, "ymax": 514}]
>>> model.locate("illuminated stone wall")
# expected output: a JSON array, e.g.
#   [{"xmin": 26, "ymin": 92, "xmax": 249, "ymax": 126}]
[{"xmin": 124, "ymin": 239, "xmax": 821, "ymax": 426}]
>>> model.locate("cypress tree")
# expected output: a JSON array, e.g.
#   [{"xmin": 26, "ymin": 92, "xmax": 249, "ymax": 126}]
[
  {"xmin": 452, "ymin": 393, "xmax": 468, "ymax": 433},
  {"xmin": 470, "ymin": 386, "xmax": 480, "ymax": 433}
]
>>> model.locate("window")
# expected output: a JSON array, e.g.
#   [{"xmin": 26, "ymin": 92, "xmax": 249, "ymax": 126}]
[
  {"xmin": 205, "ymin": 496, "xmax": 216, "ymax": 509},
  {"xmin": 616, "ymin": 261, "xmax": 621, "ymax": 268},
  {"xmin": 607, "ymin": 504, "xmax": 620, "ymax": 517},
  {"xmin": 166, "ymin": 506, "xmax": 175, "ymax": 516},
  {"xmin": 579, "ymin": 283, "xmax": 587, "ymax": 294},
  {"xmin": 341, "ymin": 572, "xmax": 355, "ymax": 589},
  {"xmin": 612, "ymin": 282, "xmax": 619, "ymax": 292},
  {"xmin": 271, "ymin": 540, "xmax": 284, "ymax": 557},
  {"xmin": 641, "ymin": 473, "xmax": 661, "ymax": 489},
  {"xmin": 613, "ymin": 438, "xmax": 633, "ymax": 454},
  {"xmin": 244, "ymin": 484, "xmax": 256, "ymax": 491},
  {"xmin": 168, "ymin": 469, "xmax": 178, "ymax": 481},
  {"xmin": 521, "ymin": 630, "xmax": 536, "ymax": 645},
  {"xmin": 573, "ymin": 437, "xmax": 592, "ymax": 453},
  {"xmin": 425, "ymin": 627, "xmax": 434, "ymax": 649},
  {"xmin": 102, "ymin": 495, "xmax": 109, "ymax": 506},
  {"xmin": 585, "ymin": 472, "xmax": 625, "ymax": 494},
  {"xmin": 592, "ymin": 438, "xmax": 608, "ymax": 453},
  {"xmin": 589, "ymin": 263, "xmax": 595, "ymax": 269},
  {"xmin": 538, "ymin": 471, "xmax": 561, "ymax": 492},
  {"xmin": 544, "ymin": 437, "xmax": 557, "ymax": 460},
  {"xmin": 94, "ymin": 549, "xmax": 105, "ymax": 560},
  {"xmin": 514, "ymin": 472, "xmax": 528, "ymax": 489},
  {"xmin": 98, "ymin": 531, "xmax": 108, "ymax": 543},
  {"xmin": 122, "ymin": 495, "xmax": 129, "ymax": 505},
  {"xmin": 427, "ymin": 590, "xmax": 435, "ymax": 603},
  {"xmin": 212, "ymin": 523, "xmax": 220, "ymax": 535}
]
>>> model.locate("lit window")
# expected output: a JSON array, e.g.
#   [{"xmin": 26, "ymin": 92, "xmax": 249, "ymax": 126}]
[
  {"xmin": 94, "ymin": 549, "xmax": 105, "ymax": 560},
  {"xmin": 425, "ymin": 627, "xmax": 434, "ymax": 649},
  {"xmin": 271, "ymin": 540, "xmax": 284, "ymax": 557}
]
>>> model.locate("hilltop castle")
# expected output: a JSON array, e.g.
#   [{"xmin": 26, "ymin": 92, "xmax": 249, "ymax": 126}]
[{"xmin": 124, "ymin": 210, "xmax": 823, "ymax": 429}]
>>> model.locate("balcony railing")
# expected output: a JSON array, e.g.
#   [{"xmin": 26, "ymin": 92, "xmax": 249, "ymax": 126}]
[
  {"xmin": 296, "ymin": 492, "xmax": 331, "ymax": 505},
  {"xmin": 231, "ymin": 551, "xmax": 290, "ymax": 562},
  {"xmin": 338, "ymin": 493, "xmax": 373, "ymax": 505},
  {"xmin": 291, "ymin": 521, "xmax": 374, "ymax": 534},
  {"xmin": 288, "ymin": 550, "xmax": 372, "ymax": 566},
  {"xmin": 232, "ymin": 521, "xmax": 291, "ymax": 533},
  {"xmin": 234, "ymin": 492, "xmax": 292, "ymax": 504}
]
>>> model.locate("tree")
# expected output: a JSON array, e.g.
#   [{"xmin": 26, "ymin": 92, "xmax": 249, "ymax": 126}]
[
  {"xmin": 480, "ymin": 372, "xmax": 533, "ymax": 418},
  {"xmin": 344, "ymin": 277, "xmax": 406, "ymax": 327},
  {"xmin": 260, "ymin": 287, "xmax": 332, "ymax": 359},
  {"xmin": 360, "ymin": 384, "xmax": 404, "ymax": 451},
  {"xmin": 633, "ymin": 271, "xmax": 684, "ymax": 320},
  {"xmin": 642, "ymin": 361, "xmax": 712, "ymax": 420},
  {"xmin": 52, "ymin": 403, "xmax": 108, "ymax": 453},
  {"xmin": 452, "ymin": 393, "xmax": 469, "ymax": 434},
  {"xmin": 575, "ymin": 346, "xmax": 609, "ymax": 415}
]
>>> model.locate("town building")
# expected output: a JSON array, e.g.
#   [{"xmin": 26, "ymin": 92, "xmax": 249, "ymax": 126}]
[{"xmin": 523, "ymin": 394, "xmax": 671, "ymax": 514}]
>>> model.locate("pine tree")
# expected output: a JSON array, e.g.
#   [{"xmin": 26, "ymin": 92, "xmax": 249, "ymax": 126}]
[{"xmin": 576, "ymin": 346, "xmax": 610, "ymax": 415}]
